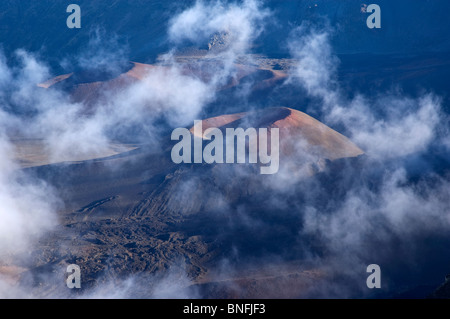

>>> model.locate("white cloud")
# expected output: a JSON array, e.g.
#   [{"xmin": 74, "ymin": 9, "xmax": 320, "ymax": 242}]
[{"xmin": 169, "ymin": 0, "xmax": 270, "ymax": 56}]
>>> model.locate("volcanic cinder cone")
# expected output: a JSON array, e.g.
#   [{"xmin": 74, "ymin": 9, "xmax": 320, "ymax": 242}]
[
  {"xmin": 37, "ymin": 61, "xmax": 288, "ymax": 105},
  {"xmin": 190, "ymin": 106, "xmax": 364, "ymax": 174}
]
